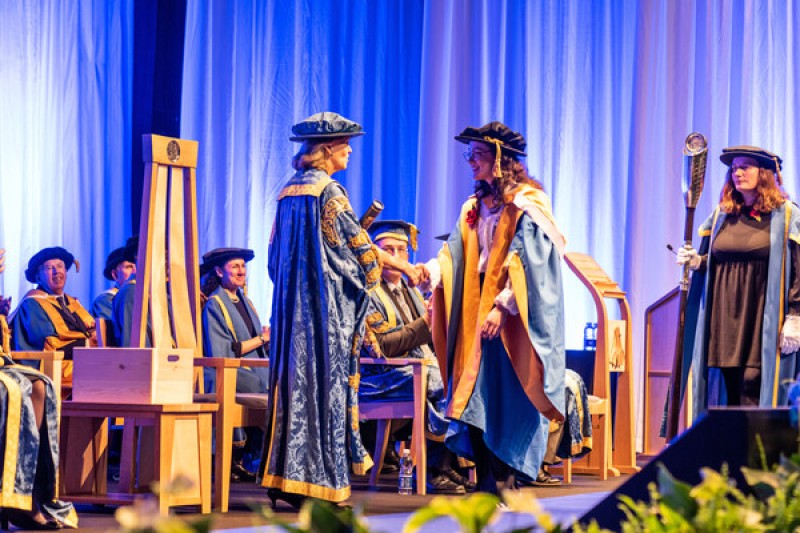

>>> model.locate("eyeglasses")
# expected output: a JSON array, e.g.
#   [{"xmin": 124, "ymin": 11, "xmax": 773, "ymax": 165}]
[
  {"xmin": 463, "ymin": 148, "xmax": 491, "ymax": 162},
  {"xmin": 380, "ymin": 245, "xmax": 409, "ymax": 256}
]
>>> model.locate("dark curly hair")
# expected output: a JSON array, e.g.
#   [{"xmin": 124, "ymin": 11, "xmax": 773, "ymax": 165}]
[{"xmin": 475, "ymin": 153, "xmax": 542, "ymax": 207}]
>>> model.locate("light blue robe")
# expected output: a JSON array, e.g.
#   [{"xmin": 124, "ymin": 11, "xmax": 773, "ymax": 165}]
[
  {"xmin": 91, "ymin": 287, "xmax": 118, "ymax": 321},
  {"xmin": 202, "ymin": 285, "xmax": 269, "ymax": 394},
  {"xmin": 435, "ymin": 186, "xmax": 566, "ymax": 480}
]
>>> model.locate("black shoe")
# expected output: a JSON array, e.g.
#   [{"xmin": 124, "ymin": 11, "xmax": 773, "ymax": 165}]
[
  {"xmin": 441, "ymin": 467, "xmax": 477, "ymax": 492},
  {"xmin": 231, "ymin": 461, "xmax": 257, "ymax": 483},
  {"xmin": 381, "ymin": 448, "xmax": 400, "ymax": 474},
  {"xmin": 426, "ymin": 474, "xmax": 466, "ymax": 495},
  {"xmin": 266, "ymin": 488, "xmax": 307, "ymax": 510},
  {"xmin": 0, "ymin": 508, "xmax": 62, "ymax": 530}
]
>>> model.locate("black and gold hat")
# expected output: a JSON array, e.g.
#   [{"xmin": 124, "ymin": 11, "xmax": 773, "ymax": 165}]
[
  {"xmin": 455, "ymin": 121, "xmax": 527, "ymax": 178},
  {"xmin": 368, "ymin": 220, "xmax": 419, "ymax": 252}
]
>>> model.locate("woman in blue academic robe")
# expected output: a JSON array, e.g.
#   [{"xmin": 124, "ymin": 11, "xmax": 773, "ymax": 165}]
[{"xmin": 262, "ymin": 112, "xmax": 421, "ymax": 506}]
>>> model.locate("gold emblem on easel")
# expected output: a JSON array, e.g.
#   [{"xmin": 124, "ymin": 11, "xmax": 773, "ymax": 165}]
[{"xmin": 167, "ymin": 140, "xmax": 181, "ymax": 162}]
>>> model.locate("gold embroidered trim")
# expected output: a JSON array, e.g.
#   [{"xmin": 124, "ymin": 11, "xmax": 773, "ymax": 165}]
[
  {"xmin": 348, "ymin": 374, "xmax": 360, "ymax": 390},
  {"xmin": 362, "ymin": 330, "xmax": 382, "ymax": 358},
  {"xmin": 261, "ymin": 474, "xmax": 350, "ymax": 502},
  {"xmin": 357, "ymin": 248, "xmax": 378, "ymax": 266},
  {"xmin": 349, "ymin": 230, "xmax": 370, "ymax": 249},
  {"xmin": 321, "ymin": 196, "xmax": 351, "ymax": 247},
  {"xmin": 351, "ymin": 333, "xmax": 361, "ymax": 355},
  {"xmin": 365, "ymin": 266, "xmax": 381, "ymax": 286},
  {"xmin": 366, "ymin": 313, "xmax": 383, "ymax": 327},
  {"xmin": 277, "ymin": 176, "xmax": 333, "ymax": 200},
  {"xmin": 351, "ymin": 405, "xmax": 359, "ymax": 430}
]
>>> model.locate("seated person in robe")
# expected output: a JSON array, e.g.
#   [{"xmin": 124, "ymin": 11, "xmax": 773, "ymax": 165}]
[
  {"xmin": 200, "ymin": 247, "xmax": 270, "ymax": 481},
  {"xmin": 112, "ymin": 235, "xmax": 155, "ymax": 347},
  {"xmin": 10, "ymin": 247, "xmax": 96, "ymax": 384},
  {"xmin": 0, "ymin": 250, "xmax": 78, "ymax": 530},
  {"xmin": 91, "ymin": 246, "xmax": 136, "ymax": 346},
  {"xmin": 359, "ymin": 220, "xmax": 471, "ymax": 494}
]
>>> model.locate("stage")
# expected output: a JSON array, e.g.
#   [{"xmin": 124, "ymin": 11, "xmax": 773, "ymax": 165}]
[{"xmin": 68, "ymin": 466, "xmax": 634, "ymax": 532}]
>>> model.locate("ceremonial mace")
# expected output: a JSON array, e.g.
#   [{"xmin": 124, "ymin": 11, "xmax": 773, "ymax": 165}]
[{"xmin": 665, "ymin": 132, "xmax": 708, "ymax": 441}]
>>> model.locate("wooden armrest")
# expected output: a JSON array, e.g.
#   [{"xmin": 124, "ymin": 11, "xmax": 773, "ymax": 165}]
[
  {"xmin": 10, "ymin": 351, "xmax": 65, "ymax": 362},
  {"xmin": 360, "ymin": 357, "xmax": 429, "ymax": 366},
  {"xmin": 194, "ymin": 357, "xmax": 241, "ymax": 369},
  {"xmin": 194, "ymin": 357, "xmax": 270, "ymax": 369}
]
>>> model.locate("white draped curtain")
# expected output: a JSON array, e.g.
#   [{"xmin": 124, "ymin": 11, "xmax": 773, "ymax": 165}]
[
  {"xmin": 2, "ymin": 0, "xmax": 799, "ymax": 448},
  {"xmin": 0, "ymin": 0, "xmax": 133, "ymax": 305}
]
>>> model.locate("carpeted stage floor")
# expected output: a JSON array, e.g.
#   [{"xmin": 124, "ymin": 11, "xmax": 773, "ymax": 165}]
[{"xmin": 67, "ymin": 465, "xmax": 638, "ymax": 532}]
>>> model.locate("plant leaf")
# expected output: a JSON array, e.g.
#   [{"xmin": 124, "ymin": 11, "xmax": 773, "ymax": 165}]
[{"xmin": 656, "ymin": 464, "xmax": 697, "ymax": 518}]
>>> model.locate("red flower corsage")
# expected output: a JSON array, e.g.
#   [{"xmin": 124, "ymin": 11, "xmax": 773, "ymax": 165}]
[
  {"xmin": 748, "ymin": 207, "xmax": 762, "ymax": 222},
  {"xmin": 465, "ymin": 202, "xmax": 478, "ymax": 228}
]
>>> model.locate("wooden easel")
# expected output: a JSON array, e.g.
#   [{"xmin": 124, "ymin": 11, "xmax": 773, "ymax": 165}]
[
  {"xmin": 564, "ymin": 252, "xmax": 639, "ymax": 478},
  {"xmin": 132, "ymin": 134, "xmax": 202, "ymax": 352}
]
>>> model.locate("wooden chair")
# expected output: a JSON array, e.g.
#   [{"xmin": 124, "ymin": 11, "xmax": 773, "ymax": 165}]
[
  {"xmin": 11, "ymin": 351, "xmax": 65, "ymax": 401},
  {"xmin": 193, "ymin": 357, "xmax": 269, "ymax": 512},
  {"xmin": 359, "ymin": 357, "xmax": 429, "ymax": 495},
  {"xmin": 550, "ymin": 252, "xmax": 639, "ymax": 481}
]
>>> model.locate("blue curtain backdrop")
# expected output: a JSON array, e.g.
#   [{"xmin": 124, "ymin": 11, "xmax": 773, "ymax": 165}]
[
  {"xmin": 3, "ymin": 0, "xmax": 800, "ymax": 446},
  {"xmin": 0, "ymin": 0, "xmax": 133, "ymax": 306}
]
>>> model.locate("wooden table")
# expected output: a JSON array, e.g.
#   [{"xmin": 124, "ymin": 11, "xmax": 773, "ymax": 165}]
[{"xmin": 59, "ymin": 401, "xmax": 217, "ymax": 514}]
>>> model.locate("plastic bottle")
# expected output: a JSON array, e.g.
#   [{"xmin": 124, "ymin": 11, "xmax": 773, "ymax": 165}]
[
  {"xmin": 398, "ymin": 448, "xmax": 413, "ymax": 495},
  {"xmin": 583, "ymin": 322, "xmax": 598, "ymax": 351}
]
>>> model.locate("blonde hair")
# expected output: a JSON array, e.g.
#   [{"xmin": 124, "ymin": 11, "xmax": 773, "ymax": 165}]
[
  {"xmin": 719, "ymin": 167, "xmax": 786, "ymax": 215},
  {"xmin": 292, "ymin": 141, "xmax": 330, "ymax": 171}
]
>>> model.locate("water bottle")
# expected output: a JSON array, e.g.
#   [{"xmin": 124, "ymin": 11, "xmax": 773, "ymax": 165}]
[
  {"xmin": 583, "ymin": 322, "xmax": 597, "ymax": 350},
  {"xmin": 398, "ymin": 448, "xmax": 413, "ymax": 495}
]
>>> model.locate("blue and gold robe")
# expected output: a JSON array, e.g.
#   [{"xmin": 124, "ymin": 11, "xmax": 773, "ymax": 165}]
[
  {"xmin": 432, "ymin": 184, "xmax": 567, "ymax": 480},
  {"xmin": 91, "ymin": 287, "xmax": 118, "ymax": 321},
  {"xmin": 202, "ymin": 285, "xmax": 269, "ymax": 394},
  {"xmin": 10, "ymin": 289, "xmax": 95, "ymax": 384},
  {"xmin": 0, "ymin": 354, "xmax": 78, "ymax": 527},
  {"xmin": 262, "ymin": 168, "xmax": 381, "ymax": 502},
  {"xmin": 681, "ymin": 202, "xmax": 800, "ymax": 418},
  {"xmin": 359, "ymin": 283, "xmax": 449, "ymax": 436},
  {"xmin": 112, "ymin": 275, "xmax": 154, "ymax": 348}
]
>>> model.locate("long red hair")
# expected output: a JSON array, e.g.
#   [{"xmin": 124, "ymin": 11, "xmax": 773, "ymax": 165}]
[{"xmin": 719, "ymin": 167, "xmax": 786, "ymax": 215}]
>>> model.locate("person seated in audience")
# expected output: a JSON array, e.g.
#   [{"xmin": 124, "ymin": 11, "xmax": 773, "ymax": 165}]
[
  {"xmin": 200, "ymin": 247, "xmax": 270, "ymax": 481},
  {"xmin": 359, "ymin": 220, "xmax": 473, "ymax": 494},
  {"xmin": 0, "ymin": 250, "xmax": 78, "ymax": 530},
  {"xmin": 91, "ymin": 246, "xmax": 135, "ymax": 346},
  {"xmin": 112, "ymin": 235, "xmax": 154, "ymax": 347},
  {"xmin": 10, "ymin": 247, "xmax": 96, "ymax": 385},
  {"xmin": 92, "ymin": 246, "xmax": 135, "ymax": 320}
]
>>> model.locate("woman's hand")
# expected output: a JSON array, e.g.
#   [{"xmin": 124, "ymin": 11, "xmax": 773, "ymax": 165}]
[{"xmin": 481, "ymin": 306, "xmax": 507, "ymax": 340}]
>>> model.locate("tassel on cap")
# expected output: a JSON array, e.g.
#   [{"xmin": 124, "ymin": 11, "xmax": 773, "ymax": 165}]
[
  {"xmin": 484, "ymin": 136, "xmax": 504, "ymax": 178},
  {"xmin": 774, "ymin": 156, "xmax": 783, "ymax": 185}
]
